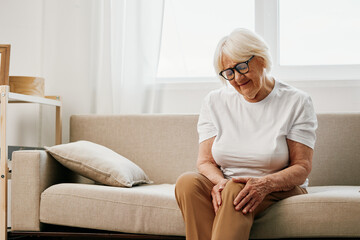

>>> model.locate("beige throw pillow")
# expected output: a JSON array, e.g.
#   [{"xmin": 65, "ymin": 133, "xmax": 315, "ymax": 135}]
[{"xmin": 45, "ymin": 140, "xmax": 152, "ymax": 187}]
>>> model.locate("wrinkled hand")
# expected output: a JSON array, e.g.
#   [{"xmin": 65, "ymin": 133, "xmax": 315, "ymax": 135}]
[
  {"xmin": 211, "ymin": 179, "xmax": 229, "ymax": 214},
  {"xmin": 232, "ymin": 177, "xmax": 271, "ymax": 215}
]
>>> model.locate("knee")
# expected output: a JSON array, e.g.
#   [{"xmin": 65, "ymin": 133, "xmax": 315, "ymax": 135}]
[
  {"xmin": 221, "ymin": 180, "xmax": 245, "ymax": 202},
  {"xmin": 175, "ymin": 172, "xmax": 209, "ymax": 200},
  {"xmin": 175, "ymin": 172, "xmax": 200, "ymax": 195}
]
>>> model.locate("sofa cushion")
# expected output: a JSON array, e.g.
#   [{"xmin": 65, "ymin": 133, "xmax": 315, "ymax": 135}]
[
  {"xmin": 45, "ymin": 141, "xmax": 151, "ymax": 187},
  {"xmin": 40, "ymin": 184, "xmax": 360, "ymax": 238},
  {"xmin": 40, "ymin": 183, "xmax": 185, "ymax": 236},
  {"xmin": 251, "ymin": 186, "xmax": 360, "ymax": 239}
]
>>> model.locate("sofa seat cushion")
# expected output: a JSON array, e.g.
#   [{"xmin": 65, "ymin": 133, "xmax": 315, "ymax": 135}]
[
  {"xmin": 250, "ymin": 186, "xmax": 360, "ymax": 239},
  {"xmin": 40, "ymin": 184, "xmax": 360, "ymax": 238},
  {"xmin": 40, "ymin": 183, "xmax": 185, "ymax": 236}
]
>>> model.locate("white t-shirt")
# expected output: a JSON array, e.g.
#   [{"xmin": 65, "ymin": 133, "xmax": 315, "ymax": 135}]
[{"xmin": 197, "ymin": 80, "xmax": 317, "ymax": 187}]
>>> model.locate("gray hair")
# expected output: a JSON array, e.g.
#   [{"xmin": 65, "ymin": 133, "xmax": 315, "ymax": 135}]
[{"xmin": 214, "ymin": 28, "xmax": 272, "ymax": 84}]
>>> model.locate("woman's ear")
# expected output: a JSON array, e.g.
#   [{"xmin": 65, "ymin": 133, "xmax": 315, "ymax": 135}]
[
  {"xmin": 253, "ymin": 56, "xmax": 267, "ymax": 74},
  {"xmin": 255, "ymin": 56, "xmax": 266, "ymax": 69}
]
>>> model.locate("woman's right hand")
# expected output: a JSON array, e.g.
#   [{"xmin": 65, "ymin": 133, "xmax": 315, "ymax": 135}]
[
  {"xmin": 197, "ymin": 137, "xmax": 228, "ymax": 213},
  {"xmin": 211, "ymin": 178, "xmax": 229, "ymax": 214}
]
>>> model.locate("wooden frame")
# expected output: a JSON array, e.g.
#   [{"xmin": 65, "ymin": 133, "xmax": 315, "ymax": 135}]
[
  {"xmin": 0, "ymin": 45, "xmax": 11, "ymax": 85},
  {"xmin": 0, "ymin": 88, "xmax": 62, "ymax": 240},
  {"xmin": 0, "ymin": 86, "xmax": 8, "ymax": 240}
]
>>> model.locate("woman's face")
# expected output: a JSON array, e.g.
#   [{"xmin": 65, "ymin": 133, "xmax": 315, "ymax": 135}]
[{"xmin": 221, "ymin": 54, "xmax": 273, "ymax": 103}]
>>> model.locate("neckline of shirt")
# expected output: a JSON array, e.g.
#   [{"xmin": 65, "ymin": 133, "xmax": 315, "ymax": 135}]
[{"xmin": 235, "ymin": 79, "xmax": 278, "ymax": 106}]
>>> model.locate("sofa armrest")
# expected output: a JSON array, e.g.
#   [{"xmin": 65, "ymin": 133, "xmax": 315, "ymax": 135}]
[{"xmin": 11, "ymin": 150, "xmax": 93, "ymax": 231}]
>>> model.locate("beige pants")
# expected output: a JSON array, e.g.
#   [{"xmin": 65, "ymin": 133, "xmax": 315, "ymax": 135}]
[{"xmin": 175, "ymin": 172, "xmax": 307, "ymax": 240}]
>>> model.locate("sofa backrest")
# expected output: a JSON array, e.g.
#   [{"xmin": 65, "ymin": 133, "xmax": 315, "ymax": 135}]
[
  {"xmin": 70, "ymin": 113, "xmax": 360, "ymax": 186},
  {"xmin": 309, "ymin": 113, "xmax": 360, "ymax": 186},
  {"xmin": 70, "ymin": 115, "xmax": 199, "ymax": 184}
]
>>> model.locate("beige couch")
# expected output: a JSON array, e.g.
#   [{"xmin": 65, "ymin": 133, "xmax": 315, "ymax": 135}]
[{"xmin": 11, "ymin": 114, "xmax": 360, "ymax": 239}]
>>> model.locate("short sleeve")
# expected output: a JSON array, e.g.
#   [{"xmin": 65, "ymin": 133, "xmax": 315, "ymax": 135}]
[
  {"xmin": 287, "ymin": 96, "xmax": 318, "ymax": 149},
  {"xmin": 197, "ymin": 95, "xmax": 218, "ymax": 143}
]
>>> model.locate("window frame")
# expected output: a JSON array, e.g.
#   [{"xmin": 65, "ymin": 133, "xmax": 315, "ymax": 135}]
[
  {"xmin": 156, "ymin": 0, "xmax": 360, "ymax": 83},
  {"xmin": 257, "ymin": 0, "xmax": 360, "ymax": 82}
]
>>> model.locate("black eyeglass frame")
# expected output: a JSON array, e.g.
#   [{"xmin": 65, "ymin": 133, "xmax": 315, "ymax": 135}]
[{"xmin": 219, "ymin": 55, "xmax": 255, "ymax": 81}]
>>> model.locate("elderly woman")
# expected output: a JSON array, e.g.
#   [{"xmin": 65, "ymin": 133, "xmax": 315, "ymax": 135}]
[{"xmin": 175, "ymin": 28, "xmax": 317, "ymax": 240}]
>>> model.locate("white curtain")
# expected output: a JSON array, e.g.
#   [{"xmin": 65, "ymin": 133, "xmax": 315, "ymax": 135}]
[{"xmin": 90, "ymin": 0, "xmax": 164, "ymax": 114}]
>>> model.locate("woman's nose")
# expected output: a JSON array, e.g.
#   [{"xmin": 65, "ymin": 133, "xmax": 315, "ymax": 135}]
[{"xmin": 234, "ymin": 71, "xmax": 245, "ymax": 83}]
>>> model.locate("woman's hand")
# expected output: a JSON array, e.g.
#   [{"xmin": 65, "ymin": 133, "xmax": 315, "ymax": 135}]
[
  {"xmin": 232, "ymin": 177, "xmax": 272, "ymax": 214},
  {"xmin": 211, "ymin": 178, "xmax": 229, "ymax": 214}
]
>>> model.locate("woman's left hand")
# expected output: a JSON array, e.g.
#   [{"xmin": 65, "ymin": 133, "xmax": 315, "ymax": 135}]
[{"xmin": 232, "ymin": 177, "xmax": 272, "ymax": 214}]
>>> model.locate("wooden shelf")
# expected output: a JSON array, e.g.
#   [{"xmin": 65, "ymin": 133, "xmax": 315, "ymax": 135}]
[
  {"xmin": 8, "ymin": 92, "xmax": 61, "ymax": 106},
  {"xmin": 0, "ymin": 85, "xmax": 62, "ymax": 240}
]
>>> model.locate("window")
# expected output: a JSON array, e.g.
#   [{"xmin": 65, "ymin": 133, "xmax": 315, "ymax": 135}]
[
  {"xmin": 157, "ymin": 0, "xmax": 360, "ymax": 81},
  {"xmin": 157, "ymin": 0, "xmax": 255, "ymax": 79},
  {"xmin": 279, "ymin": 0, "xmax": 360, "ymax": 66}
]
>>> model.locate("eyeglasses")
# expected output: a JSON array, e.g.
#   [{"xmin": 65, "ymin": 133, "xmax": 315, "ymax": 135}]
[{"xmin": 219, "ymin": 55, "xmax": 254, "ymax": 81}]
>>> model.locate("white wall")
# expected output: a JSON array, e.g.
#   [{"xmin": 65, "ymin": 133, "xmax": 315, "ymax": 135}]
[
  {"xmin": 40, "ymin": 0, "xmax": 94, "ymax": 145},
  {"xmin": 0, "ymin": 0, "xmax": 95, "ymax": 146},
  {"xmin": 0, "ymin": 0, "xmax": 43, "ymax": 146},
  {"xmin": 155, "ymin": 80, "xmax": 360, "ymax": 114}
]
